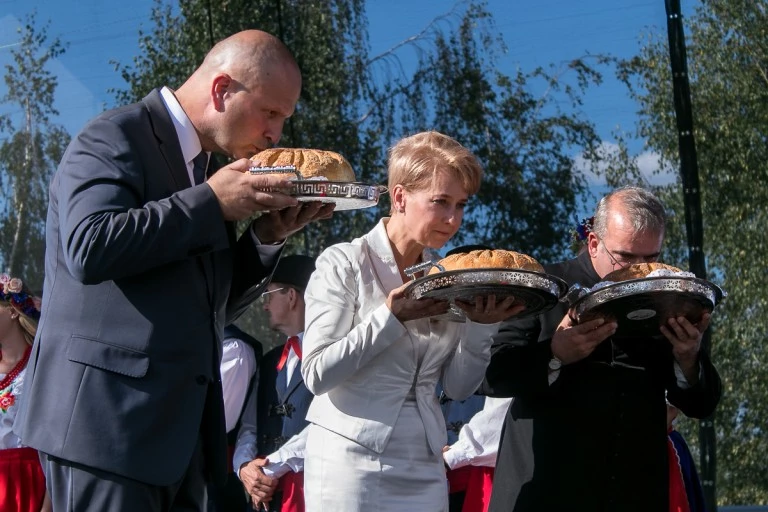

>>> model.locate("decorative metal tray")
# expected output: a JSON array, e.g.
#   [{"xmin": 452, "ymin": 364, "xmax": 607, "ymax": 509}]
[
  {"xmin": 403, "ymin": 268, "xmax": 568, "ymax": 322},
  {"xmin": 249, "ymin": 165, "xmax": 386, "ymax": 211},
  {"xmin": 570, "ymin": 276, "xmax": 724, "ymax": 338}
]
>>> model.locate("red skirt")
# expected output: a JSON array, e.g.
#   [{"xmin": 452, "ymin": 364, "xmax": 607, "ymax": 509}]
[
  {"xmin": 0, "ymin": 447, "xmax": 46, "ymax": 512},
  {"xmin": 278, "ymin": 470, "xmax": 304, "ymax": 512},
  {"xmin": 447, "ymin": 465, "xmax": 495, "ymax": 512}
]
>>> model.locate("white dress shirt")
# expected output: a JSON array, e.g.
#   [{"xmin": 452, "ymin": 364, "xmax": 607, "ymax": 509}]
[
  {"xmin": 234, "ymin": 333, "xmax": 308, "ymax": 479},
  {"xmin": 283, "ymin": 336, "xmax": 301, "ymax": 385},
  {"xmin": 220, "ymin": 338, "xmax": 258, "ymax": 433},
  {"xmin": 159, "ymin": 87, "xmax": 208, "ymax": 186},
  {"xmin": 443, "ymin": 397, "xmax": 513, "ymax": 470},
  {"xmin": 262, "ymin": 426, "xmax": 309, "ymax": 478}
]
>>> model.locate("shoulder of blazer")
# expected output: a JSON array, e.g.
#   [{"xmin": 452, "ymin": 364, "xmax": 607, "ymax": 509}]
[{"xmin": 141, "ymin": 89, "xmax": 176, "ymax": 141}]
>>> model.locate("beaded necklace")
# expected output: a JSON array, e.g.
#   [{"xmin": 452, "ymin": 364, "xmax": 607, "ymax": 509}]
[{"xmin": 0, "ymin": 345, "xmax": 32, "ymax": 390}]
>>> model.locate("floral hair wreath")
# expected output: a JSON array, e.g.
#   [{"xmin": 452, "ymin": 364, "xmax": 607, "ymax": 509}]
[
  {"xmin": 0, "ymin": 274, "xmax": 41, "ymax": 320},
  {"xmin": 570, "ymin": 216, "xmax": 594, "ymax": 253}
]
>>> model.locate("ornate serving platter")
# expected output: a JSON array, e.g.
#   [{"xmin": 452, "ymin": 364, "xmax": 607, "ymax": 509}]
[
  {"xmin": 403, "ymin": 267, "xmax": 568, "ymax": 322},
  {"xmin": 249, "ymin": 165, "xmax": 385, "ymax": 211},
  {"xmin": 570, "ymin": 276, "xmax": 724, "ymax": 338}
]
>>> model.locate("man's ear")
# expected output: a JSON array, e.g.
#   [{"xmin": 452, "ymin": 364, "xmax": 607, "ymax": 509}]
[
  {"xmin": 211, "ymin": 73, "xmax": 232, "ymax": 112},
  {"xmin": 288, "ymin": 288, "xmax": 300, "ymax": 309},
  {"xmin": 587, "ymin": 232, "xmax": 600, "ymax": 258}
]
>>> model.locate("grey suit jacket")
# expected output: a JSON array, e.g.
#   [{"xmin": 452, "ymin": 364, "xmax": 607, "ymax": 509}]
[{"xmin": 14, "ymin": 89, "xmax": 276, "ymax": 486}]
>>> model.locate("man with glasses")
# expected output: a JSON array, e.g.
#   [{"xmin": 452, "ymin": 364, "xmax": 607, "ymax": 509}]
[
  {"xmin": 234, "ymin": 254, "xmax": 316, "ymax": 511},
  {"xmin": 482, "ymin": 186, "xmax": 721, "ymax": 512}
]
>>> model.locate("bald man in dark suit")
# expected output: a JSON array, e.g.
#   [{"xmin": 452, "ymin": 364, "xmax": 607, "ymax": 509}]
[{"xmin": 14, "ymin": 30, "xmax": 333, "ymax": 511}]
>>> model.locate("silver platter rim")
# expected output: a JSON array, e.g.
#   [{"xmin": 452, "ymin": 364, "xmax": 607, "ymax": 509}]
[
  {"xmin": 287, "ymin": 181, "xmax": 387, "ymax": 211},
  {"xmin": 571, "ymin": 276, "xmax": 725, "ymax": 318},
  {"xmin": 403, "ymin": 268, "xmax": 569, "ymax": 300}
]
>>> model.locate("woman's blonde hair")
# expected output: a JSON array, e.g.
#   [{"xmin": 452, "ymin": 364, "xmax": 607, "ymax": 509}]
[
  {"xmin": 0, "ymin": 301, "xmax": 38, "ymax": 346},
  {"xmin": 387, "ymin": 131, "xmax": 483, "ymax": 213}
]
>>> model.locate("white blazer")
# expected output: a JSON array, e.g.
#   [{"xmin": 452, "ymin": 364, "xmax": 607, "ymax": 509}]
[{"xmin": 301, "ymin": 219, "xmax": 500, "ymax": 456}]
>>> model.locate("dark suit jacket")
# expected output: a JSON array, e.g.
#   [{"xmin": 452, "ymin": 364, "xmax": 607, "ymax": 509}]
[
  {"xmin": 482, "ymin": 251, "xmax": 722, "ymax": 512},
  {"xmin": 256, "ymin": 344, "xmax": 313, "ymax": 456},
  {"xmin": 15, "ymin": 89, "xmax": 277, "ymax": 486}
]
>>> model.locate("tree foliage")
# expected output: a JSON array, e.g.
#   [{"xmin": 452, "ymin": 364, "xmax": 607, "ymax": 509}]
[
  {"xmin": 0, "ymin": 13, "xmax": 70, "ymax": 291},
  {"xmin": 616, "ymin": 0, "xmax": 768, "ymax": 504},
  {"xmin": 113, "ymin": 0, "xmax": 604, "ymax": 347}
]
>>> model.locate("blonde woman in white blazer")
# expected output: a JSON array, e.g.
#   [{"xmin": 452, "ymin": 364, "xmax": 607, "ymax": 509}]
[{"xmin": 300, "ymin": 131, "xmax": 524, "ymax": 511}]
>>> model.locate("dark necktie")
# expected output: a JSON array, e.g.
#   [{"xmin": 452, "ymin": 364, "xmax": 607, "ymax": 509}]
[
  {"xmin": 192, "ymin": 151, "xmax": 208, "ymax": 186},
  {"xmin": 276, "ymin": 336, "xmax": 302, "ymax": 371}
]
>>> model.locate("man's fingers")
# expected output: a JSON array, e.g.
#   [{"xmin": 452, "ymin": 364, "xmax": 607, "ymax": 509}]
[
  {"xmin": 246, "ymin": 172, "xmax": 296, "ymax": 189},
  {"xmin": 294, "ymin": 201, "xmax": 325, "ymax": 224},
  {"xmin": 249, "ymin": 190, "xmax": 299, "ymax": 210},
  {"xmin": 574, "ymin": 317, "xmax": 608, "ymax": 332},
  {"xmin": 316, "ymin": 203, "xmax": 336, "ymax": 219}
]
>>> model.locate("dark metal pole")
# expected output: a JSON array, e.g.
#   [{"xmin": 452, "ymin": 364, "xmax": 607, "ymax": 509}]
[
  {"xmin": 205, "ymin": 0, "xmax": 215, "ymax": 48},
  {"xmin": 663, "ymin": 1, "xmax": 717, "ymax": 510}
]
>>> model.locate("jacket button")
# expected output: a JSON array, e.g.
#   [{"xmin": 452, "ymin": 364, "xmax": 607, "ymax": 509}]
[{"xmin": 195, "ymin": 375, "xmax": 208, "ymax": 385}]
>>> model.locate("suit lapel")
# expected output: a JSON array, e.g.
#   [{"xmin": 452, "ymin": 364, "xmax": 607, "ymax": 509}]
[
  {"xmin": 364, "ymin": 219, "xmax": 404, "ymax": 294},
  {"xmin": 142, "ymin": 89, "xmax": 190, "ymax": 192},
  {"xmin": 275, "ymin": 365, "xmax": 288, "ymax": 402},
  {"xmin": 142, "ymin": 89, "xmax": 219, "ymax": 309},
  {"xmin": 284, "ymin": 369, "xmax": 304, "ymax": 400}
]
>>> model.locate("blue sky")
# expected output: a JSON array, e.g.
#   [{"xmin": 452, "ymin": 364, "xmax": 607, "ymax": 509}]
[{"xmin": 0, "ymin": 0, "xmax": 698, "ymax": 190}]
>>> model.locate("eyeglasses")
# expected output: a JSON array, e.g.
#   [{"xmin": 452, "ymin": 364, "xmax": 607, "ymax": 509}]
[
  {"xmin": 599, "ymin": 240, "xmax": 659, "ymax": 270},
  {"xmin": 260, "ymin": 287, "xmax": 286, "ymax": 304}
]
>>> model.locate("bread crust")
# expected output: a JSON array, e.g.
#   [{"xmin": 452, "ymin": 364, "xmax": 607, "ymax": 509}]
[
  {"xmin": 604, "ymin": 262, "xmax": 682, "ymax": 282},
  {"xmin": 429, "ymin": 249, "xmax": 544, "ymax": 274},
  {"xmin": 250, "ymin": 148, "xmax": 356, "ymax": 182}
]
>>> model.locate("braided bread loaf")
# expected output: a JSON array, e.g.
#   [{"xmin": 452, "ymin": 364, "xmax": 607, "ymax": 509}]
[
  {"xmin": 250, "ymin": 148, "xmax": 356, "ymax": 181},
  {"xmin": 429, "ymin": 249, "xmax": 544, "ymax": 274}
]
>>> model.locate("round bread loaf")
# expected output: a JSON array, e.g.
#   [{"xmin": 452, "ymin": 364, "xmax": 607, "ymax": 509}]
[
  {"xmin": 429, "ymin": 249, "xmax": 544, "ymax": 274},
  {"xmin": 604, "ymin": 262, "xmax": 682, "ymax": 282},
  {"xmin": 250, "ymin": 148, "xmax": 356, "ymax": 182}
]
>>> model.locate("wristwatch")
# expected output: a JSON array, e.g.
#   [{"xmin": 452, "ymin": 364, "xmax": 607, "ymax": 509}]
[{"xmin": 548, "ymin": 356, "xmax": 563, "ymax": 371}]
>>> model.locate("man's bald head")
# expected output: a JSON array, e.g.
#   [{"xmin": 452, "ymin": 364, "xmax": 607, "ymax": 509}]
[
  {"xmin": 176, "ymin": 30, "xmax": 302, "ymax": 157},
  {"xmin": 199, "ymin": 30, "xmax": 299, "ymax": 89}
]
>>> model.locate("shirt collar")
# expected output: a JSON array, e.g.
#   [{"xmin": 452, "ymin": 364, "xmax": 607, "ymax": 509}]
[{"xmin": 159, "ymin": 86, "xmax": 204, "ymax": 165}]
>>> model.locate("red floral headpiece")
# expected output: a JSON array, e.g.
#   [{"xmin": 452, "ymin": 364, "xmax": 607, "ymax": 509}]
[{"xmin": 0, "ymin": 274, "xmax": 41, "ymax": 320}]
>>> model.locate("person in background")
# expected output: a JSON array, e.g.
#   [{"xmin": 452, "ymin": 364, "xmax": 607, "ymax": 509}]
[
  {"xmin": 0, "ymin": 274, "xmax": 50, "ymax": 512},
  {"xmin": 482, "ymin": 186, "xmax": 722, "ymax": 511},
  {"xmin": 436, "ymin": 244, "xmax": 510, "ymax": 512},
  {"xmin": 443, "ymin": 396, "xmax": 512, "ymax": 512},
  {"xmin": 667, "ymin": 404, "xmax": 707, "ymax": 512},
  {"xmin": 300, "ymin": 131, "xmax": 525, "ymax": 511},
  {"xmin": 14, "ymin": 29, "xmax": 333, "ymax": 512},
  {"xmin": 235, "ymin": 255, "xmax": 316, "ymax": 511},
  {"xmin": 210, "ymin": 324, "xmax": 263, "ymax": 512}
]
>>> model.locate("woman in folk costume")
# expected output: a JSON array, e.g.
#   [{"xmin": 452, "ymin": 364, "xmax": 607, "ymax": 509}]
[
  {"xmin": 0, "ymin": 274, "xmax": 50, "ymax": 512},
  {"xmin": 667, "ymin": 404, "xmax": 708, "ymax": 512},
  {"xmin": 300, "ymin": 131, "xmax": 524, "ymax": 511}
]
